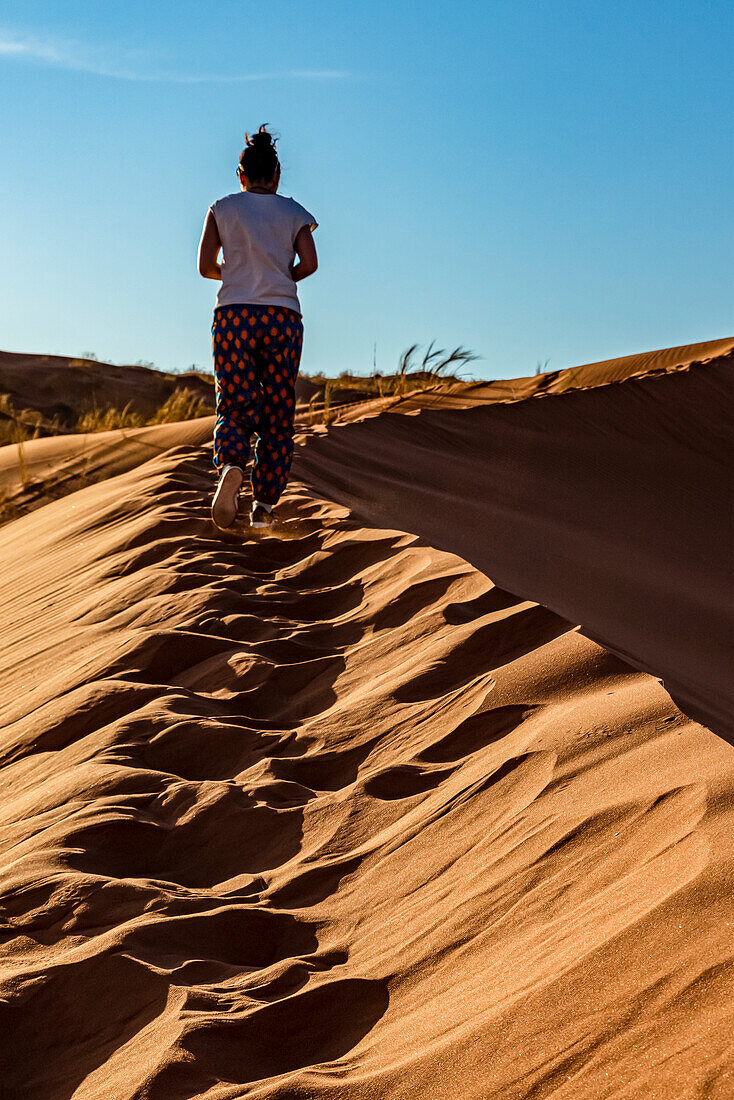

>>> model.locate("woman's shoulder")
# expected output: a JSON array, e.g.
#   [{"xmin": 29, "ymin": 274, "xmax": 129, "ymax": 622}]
[
  {"xmin": 211, "ymin": 192, "xmax": 298, "ymax": 210},
  {"xmin": 210, "ymin": 191, "xmax": 240, "ymax": 209},
  {"xmin": 277, "ymin": 194, "xmax": 311, "ymax": 211},
  {"xmin": 279, "ymin": 195, "xmax": 318, "ymax": 229},
  {"xmin": 208, "ymin": 193, "xmax": 240, "ymax": 220},
  {"xmin": 209, "ymin": 193, "xmax": 316, "ymax": 227}
]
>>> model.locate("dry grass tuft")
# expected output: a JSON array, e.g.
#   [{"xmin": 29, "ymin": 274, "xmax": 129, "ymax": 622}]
[
  {"xmin": 147, "ymin": 388, "xmax": 214, "ymax": 424},
  {"xmin": 75, "ymin": 387, "xmax": 215, "ymax": 433},
  {"xmin": 302, "ymin": 342, "xmax": 480, "ymax": 423}
]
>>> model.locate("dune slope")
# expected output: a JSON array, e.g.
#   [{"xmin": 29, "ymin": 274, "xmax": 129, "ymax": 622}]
[
  {"xmin": 295, "ymin": 349, "xmax": 734, "ymax": 744},
  {"xmin": 0, "ymin": 427, "xmax": 732, "ymax": 1097},
  {"xmin": 0, "ymin": 417, "xmax": 214, "ymax": 521}
]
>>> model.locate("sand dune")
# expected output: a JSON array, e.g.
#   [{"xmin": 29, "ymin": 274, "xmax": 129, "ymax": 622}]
[
  {"xmin": 0, "ymin": 418, "xmax": 214, "ymax": 519},
  {"xmin": 329, "ymin": 334, "xmax": 734, "ymax": 422},
  {"xmin": 296, "ymin": 340, "xmax": 734, "ymax": 742},
  {"xmin": 0, "ymin": 365, "xmax": 362, "ymax": 523},
  {"xmin": 0, "ymin": 346, "xmax": 365, "ymax": 441},
  {"xmin": 9, "ymin": 335, "xmax": 727, "ymax": 522},
  {"xmin": 0, "ymin": 350, "xmax": 214, "ymax": 428},
  {"xmin": 0, "ymin": 340, "xmax": 732, "ymax": 1097}
]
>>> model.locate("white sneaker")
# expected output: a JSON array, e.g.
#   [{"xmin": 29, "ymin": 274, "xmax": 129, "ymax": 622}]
[
  {"xmin": 249, "ymin": 500, "xmax": 274, "ymax": 529},
  {"xmin": 211, "ymin": 465, "xmax": 244, "ymax": 528}
]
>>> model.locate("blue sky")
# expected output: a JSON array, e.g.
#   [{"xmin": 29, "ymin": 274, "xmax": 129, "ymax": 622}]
[{"xmin": 0, "ymin": 0, "xmax": 732, "ymax": 380}]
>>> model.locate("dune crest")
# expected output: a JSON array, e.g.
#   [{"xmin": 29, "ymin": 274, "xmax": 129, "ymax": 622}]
[{"xmin": 295, "ymin": 344, "xmax": 734, "ymax": 743}]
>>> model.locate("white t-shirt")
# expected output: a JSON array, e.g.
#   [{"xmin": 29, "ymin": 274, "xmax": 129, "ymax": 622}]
[{"xmin": 208, "ymin": 192, "xmax": 317, "ymax": 314}]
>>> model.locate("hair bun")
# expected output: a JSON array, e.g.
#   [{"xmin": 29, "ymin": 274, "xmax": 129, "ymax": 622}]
[
  {"xmin": 239, "ymin": 124, "xmax": 280, "ymax": 180},
  {"xmin": 246, "ymin": 124, "xmax": 275, "ymax": 149}
]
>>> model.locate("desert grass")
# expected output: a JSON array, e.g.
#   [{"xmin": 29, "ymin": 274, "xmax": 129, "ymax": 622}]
[
  {"xmin": 0, "ymin": 394, "xmax": 45, "ymax": 449},
  {"xmin": 303, "ymin": 342, "xmax": 480, "ymax": 403},
  {"xmin": 147, "ymin": 388, "xmax": 215, "ymax": 424},
  {"xmin": 75, "ymin": 387, "xmax": 215, "ymax": 433},
  {"xmin": 322, "ymin": 379, "xmax": 336, "ymax": 425},
  {"xmin": 0, "ymin": 403, "xmax": 33, "ymax": 522},
  {"xmin": 0, "ymin": 395, "xmax": 40, "ymax": 490},
  {"xmin": 302, "ymin": 342, "xmax": 480, "ymax": 424},
  {"xmin": 76, "ymin": 401, "xmax": 146, "ymax": 433},
  {"xmin": 0, "ymin": 387, "xmax": 216, "ymax": 527},
  {"xmin": 0, "ymin": 488, "xmax": 21, "ymax": 524}
]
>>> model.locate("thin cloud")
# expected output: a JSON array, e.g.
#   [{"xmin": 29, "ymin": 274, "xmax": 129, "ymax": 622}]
[{"xmin": 0, "ymin": 28, "xmax": 351, "ymax": 82}]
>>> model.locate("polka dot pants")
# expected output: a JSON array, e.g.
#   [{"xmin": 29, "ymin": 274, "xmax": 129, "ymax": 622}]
[{"xmin": 211, "ymin": 303, "xmax": 304, "ymax": 506}]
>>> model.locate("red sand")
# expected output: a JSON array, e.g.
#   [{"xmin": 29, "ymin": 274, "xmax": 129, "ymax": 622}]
[{"xmin": 0, "ymin": 338, "xmax": 732, "ymax": 1098}]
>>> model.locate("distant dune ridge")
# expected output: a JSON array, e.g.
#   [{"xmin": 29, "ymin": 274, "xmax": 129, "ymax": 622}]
[
  {"xmin": 0, "ymin": 338, "xmax": 732, "ymax": 1097},
  {"xmin": 0, "ymin": 350, "xmax": 215, "ymax": 429},
  {"xmin": 0, "ymin": 348, "xmax": 364, "ymax": 442}
]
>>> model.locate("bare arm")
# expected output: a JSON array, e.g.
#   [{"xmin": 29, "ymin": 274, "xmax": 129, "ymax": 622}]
[
  {"xmin": 197, "ymin": 210, "xmax": 222, "ymax": 280},
  {"xmin": 291, "ymin": 224, "xmax": 318, "ymax": 283}
]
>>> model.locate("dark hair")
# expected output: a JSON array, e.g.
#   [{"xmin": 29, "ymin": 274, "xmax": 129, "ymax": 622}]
[{"xmin": 238, "ymin": 124, "xmax": 280, "ymax": 183}]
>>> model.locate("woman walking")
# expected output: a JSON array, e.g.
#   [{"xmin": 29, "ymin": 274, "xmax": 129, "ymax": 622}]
[{"xmin": 198, "ymin": 125, "xmax": 318, "ymax": 529}]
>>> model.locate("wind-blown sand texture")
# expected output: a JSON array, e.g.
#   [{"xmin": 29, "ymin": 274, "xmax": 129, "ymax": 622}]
[
  {"xmin": 0, "ymin": 418, "xmax": 215, "ymax": 519},
  {"xmin": 0, "ymin": 338, "xmax": 732, "ymax": 1098}
]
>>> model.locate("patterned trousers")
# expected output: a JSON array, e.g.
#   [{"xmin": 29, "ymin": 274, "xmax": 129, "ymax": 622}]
[{"xmin": 211, "ymin": 303, "xmax": 303, "ymax": 506}]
